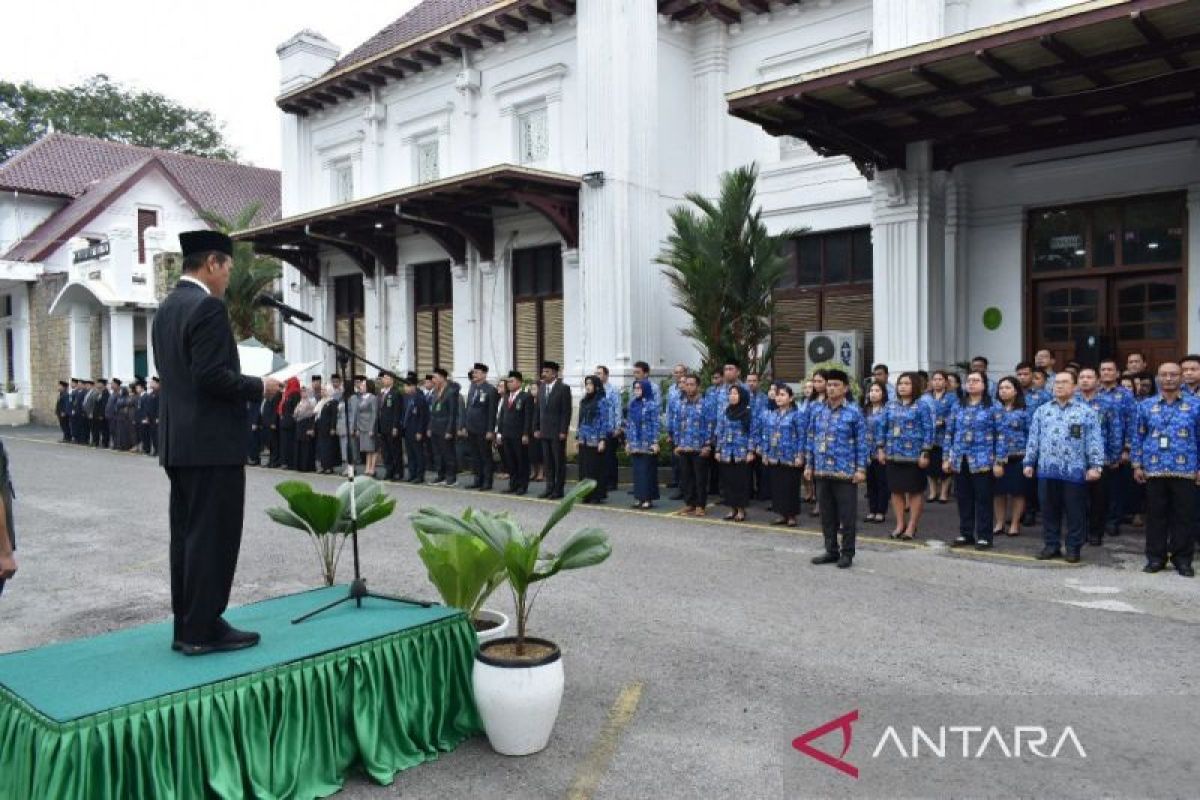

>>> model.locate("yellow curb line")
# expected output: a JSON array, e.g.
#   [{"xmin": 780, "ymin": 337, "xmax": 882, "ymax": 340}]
[{"xmin": 567, "ymin": 681, "xmax": 645, "ymax": 800}]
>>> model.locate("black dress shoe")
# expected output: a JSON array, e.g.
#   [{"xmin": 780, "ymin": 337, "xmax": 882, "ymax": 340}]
[
  {"xmin": 811, "ymin": 552, "xmax": 839, "ymax": 565},
  {"xmin": 1020, "ymin": 512, "xmax": 1036, "ymax": 527},
  {"xmin": 1065, "ymin": 552, "xmax": 1081, "ymax": 564},
  {"xmin": 836, "ymin": 554, "xmax": 853, "ymax": 569},
  {"xmin": 538, "ymin": 491, "xmax": 552, "ymax": 499},
  {"xmin": 177, "ymin": 626, "xmax": 260, "ymax": 656},
  {"xmin": 1143, "ymin": 561, "xmax": 1165, "ymax": 573},
  {"xmin": 1036, "ymin": 548, "xmax": 1062, "ymax": 560},
  {"xmin": 549, "ymin": 492, "xmax": 564, "ymax": 500},
  {"xmin": 669, "ymin": 492, "xmax": 684, "ymax": 501},
  {"xmin": 515, "ymin": 489, "xmax": 527, "ymax": 496},
  {"xmin": 1086, "ymin": 536, "xmax": 1102, "ymax": 546},
  {"xmin": 974, "ymin": 540, "xmax": 993, "ymax": 551},
  {"xmin": 1175, "ymin": 562, "xmax": 1194, "ymax": 578},
  {"xmin": 950, "ymin": 536, "xmax": 974, "ymax": 548}
]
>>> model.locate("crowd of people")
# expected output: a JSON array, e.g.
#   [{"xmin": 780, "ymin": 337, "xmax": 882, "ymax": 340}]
[{"xmin": 51, "ymin": 348, "xmax": 1198, "ymax": 577}]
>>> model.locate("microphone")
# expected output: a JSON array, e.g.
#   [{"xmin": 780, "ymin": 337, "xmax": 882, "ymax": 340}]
[{"xmin": 254, "ymin": 293, "xmax": 313, "ymax": 323}]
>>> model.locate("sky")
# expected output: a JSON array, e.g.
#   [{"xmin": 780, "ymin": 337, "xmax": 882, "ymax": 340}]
[{"xmin": 1, "ymin": 1, "xmax": 421, "ymax": 169}]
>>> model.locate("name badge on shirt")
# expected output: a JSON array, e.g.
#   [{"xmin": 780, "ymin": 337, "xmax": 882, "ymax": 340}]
[
  {"xmin": 1160, "ymin": 435, "xmax": 1170, "ymax": 450},
  {"xmin": 818, "ymin": 443, "xmax": 827, "ymax": 453},
  {"xmin": 892, "ymin": 425, "xmax": 901, "ymax": 437},
  {"xmin": 963, "ymin": 432, "xmax": 973, "ymax": 443},
  {"xmin": 1070, "ymin": 424, "xmax": 1082, "ymax": 439}
]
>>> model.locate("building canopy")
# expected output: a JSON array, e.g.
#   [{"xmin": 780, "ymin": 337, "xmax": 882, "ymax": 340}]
[
  {"xmin": 232, "ymin": 164, "xmax": 581, "ymax": 284},
  {"xmin": 727, "ymin": 0, "xmax": 1200, "ymax": 176}
]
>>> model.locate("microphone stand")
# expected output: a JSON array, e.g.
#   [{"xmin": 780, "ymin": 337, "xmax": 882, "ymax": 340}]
[{"xmin": 276, "ymin": 312, "xmax": 433, "ymax": 624}]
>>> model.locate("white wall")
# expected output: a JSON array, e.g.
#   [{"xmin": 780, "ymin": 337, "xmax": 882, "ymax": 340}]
[{"xmin": 0, "ymin": 194, "xmax": 64, "ymax": 258}]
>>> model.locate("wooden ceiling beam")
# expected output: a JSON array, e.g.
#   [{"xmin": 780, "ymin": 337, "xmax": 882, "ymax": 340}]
[
  {"xmin": 545, "ymin": 0, "xmax": 577, "ymax": 14},
  {"xmin": 520, "ymin": 5, "xmax": 553, "ymax": 25},
  {"xmin": 414, "ymin": 50, "xmax": 443, "ymax": 66},
  {"xmin": 376, "ymin": 64, "xmax": 405, "ymax": 79},
  {"xmin": 1130, "ymin": 10, "xmax": 1188, "ymax": 70},
  {"xmin": 496, "ymin": 12, "xmax": 529, "ymax": 32},
  {"xmin": 848, "ymin": 80, "xmax": 938, "ymax": 123},
  {"xmin": 1040, "ymin": 34, "xmax": 1113, "ymax": 87},
  {"xmin": 474, "ymin": 23, "xmax": 506, "ymax": 43},
  {"xmin": 393, "ymin": 56, "xmax": 424, "ymax": 72}
]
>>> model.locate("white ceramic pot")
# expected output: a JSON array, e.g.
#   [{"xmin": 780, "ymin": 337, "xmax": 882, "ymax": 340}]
[
  {"xmin": 472, "ymin": 637, "xmax": 564, "ymax": 756},
  {"xmin": 473, "ymin": 608, "xmax": 510, "ymax": 644}
]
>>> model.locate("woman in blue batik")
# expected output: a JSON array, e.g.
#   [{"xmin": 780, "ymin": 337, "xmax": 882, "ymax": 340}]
[
  {"xmin": 923, "ymin": 370, "xmax": 957, "ymax": 504},
  {"xmin": 993, "ymin": 376, "xmax": 1028, "ymax": 538},
  {"xmin": 801, "ymin": 370, "xmax": 827, "ymax": 509},
  {"xmin": 881, "ymin": 372, "xmax": 933, "ymax": 539},
  {"xmin": 762, "ymin": 384, "xmax": 806, "ymax": 527},
  {"xmin": 624, "ymin": 379, "xmax": 661, "ymax": 509},
  {"xmin": 714, "ymin": 384, "xmax": 755, "ymax": 522},
  {"xmin": 576, "ymin": 375, "xmax": 609, "ymax": 504},
  {"xmin": 943, "ymin": 371, "xmax": 1005, "ymax": 549},
  {"xmin": 862, "ymin": 381, "xmax": 889, "ymax": 524}
]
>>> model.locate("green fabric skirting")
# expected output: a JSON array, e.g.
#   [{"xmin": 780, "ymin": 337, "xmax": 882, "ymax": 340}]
[{"xmin": 0, "ymin": 615, "xmax": 482, "ymax": 800}]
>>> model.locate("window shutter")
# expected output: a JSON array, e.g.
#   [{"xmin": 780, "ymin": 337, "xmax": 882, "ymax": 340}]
[
  {"xmin": 415, "ymin": 310, "xmax": 435, "ymax": 376},
  {"xmin": 437, "ymin": 308, "xmax": 454, "ymax": 371},
  {"xmin": 542, "ymin": 297, "xmax": 564, "ymax": 367},
  {"xmin": 514, "ymin": 300, "xmax": 539, "ymax": 377},
  {"xmin": 823, "ymin": 291, "xmax": 874, "ymax": 367},
  {"xmin": 772, "ymin": 294, "xmax": 820, "ymax": 381}
]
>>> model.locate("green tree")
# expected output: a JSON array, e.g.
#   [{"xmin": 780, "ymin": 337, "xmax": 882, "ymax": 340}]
[
  {"xmin": 201, "ymin": 205, "xmax": 281, "ymax": 347},
  {"xmin": 656, "ymin": 164, "xmax": 804, "ymax": 377},
  {"xmin": 0, "ymin": 74, "xmax": 237, "ymax": 162}
]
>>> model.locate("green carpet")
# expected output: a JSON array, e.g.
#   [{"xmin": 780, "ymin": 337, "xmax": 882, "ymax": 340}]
[
  {"xmin": 0, "ymin": 586, "xmax": 483, "ymax": 799},
  {"xmin": 0, "ymin": 586, "xmax": 457, "ymax": 722}
]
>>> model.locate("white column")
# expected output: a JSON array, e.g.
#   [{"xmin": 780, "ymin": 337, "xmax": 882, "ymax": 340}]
[
  {"xmin": 362, "ymin": 269, "xmax": 382, "ymax": 367},
  {"xmin": 871, "ymin": 141, "xmax": 945, "ymax": 373},
  {"xmin": 1187, "ymin": 184, "xmax": 1200, "ymax": 352},
  {"xmin": 100, "ymin": 313, "xmax": 111, "ymax": 378},
  {"xmin": 577, "ymin": 0, "xmax": 660, "ymax": 385},
  {"xmin": 475, "ymin": 258, "xmax": 511, "ymax": 373},
  {"xmin": 109, "ymin": 309, "xmax": 135, "ymax": 381},
  {"xmin": 144, "ymin": 312, "xmax": 157, "ymax": 379},
  {"xmin": 450, "ymin": 261, "xmax": 473, "ymax": 382},
  {"xmin": 561, "ymin": 247, "xmax": 583, "ymax": 386},
  {"xmin": 872, "ymin": 0, "xmax": 945, "ymax": 53},
  {"xmin": 384, "ymin": 268, "xmax": 414, "ymax": 370},
  {"xmin": 942, "ymin": 173, "xmax": 969, "ymax": 368},
  {"xmin": 691, "ymin": 19, "xmax": 728, "ymax": 199},
  {"xmin": 108, "ymin": 226, "xmax": 135, "ymax": 298},
  {"xmin": 11, "ymin": 287, "xmax": 30, "ymax": 403},
  {"xmin": 69, "ymin": 305, "xmax": 92, "ymax": 378}
]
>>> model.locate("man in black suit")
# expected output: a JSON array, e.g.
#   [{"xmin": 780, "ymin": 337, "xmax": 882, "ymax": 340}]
[
  {"xmin": 71, "ymin": 380, "xmax": 89, "ymax": 443},
  {"xmin": 377, "ymin": 371, "xmax": 404, "ymax": 481},
  {"xmin": 145, "ymin": 377, "xmax": 161, "ymax": 456},
  {"xmin": 90, "ymin": 379, "xmax": 109, "ymax": 447},
  {"xmin": 535, "ymin": 361, "xmax": 572, "ymax": 499},
  {"xmin": 427, "ymin": 368, "xmax": 460, "ymax": 486},
  {"xmin": 152, "ymin": 230, "xmax": 280, "ymax": 656},
  {"xmin": 401, "ymin": 374, "xmax": 429, "ymax": 483},
  {"xmin": 465, "ymin": 363, "xmax": 499, "ymax": 490},
  {"xmin": 497, "ymin": 370, "xmax": 533, "ymax": 495},
  {"xmin": 56, "ymin": 380, "xmax": 72, "ymax": 442}
]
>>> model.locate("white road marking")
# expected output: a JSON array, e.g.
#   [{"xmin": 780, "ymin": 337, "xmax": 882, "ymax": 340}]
[{"xmin": 1061, "ymin": 599, "xmax": 1144, "ymax": 614}]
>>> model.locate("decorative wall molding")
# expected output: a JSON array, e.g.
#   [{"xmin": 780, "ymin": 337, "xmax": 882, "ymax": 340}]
[
  {"xmin": 1010, "ymin": 138, "xmax": 1199, "ymax": 184},
  {"xmin": 756, "ymin": 30, "xmax": 870, "ymax": 77},
  {"xmin": 492, "ymin": 63, "xmax": 568, "ymax": 102}
]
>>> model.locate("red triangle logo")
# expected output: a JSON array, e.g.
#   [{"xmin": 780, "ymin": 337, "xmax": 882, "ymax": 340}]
[{"xmin": 792, "ymin": 709, "xmax": 859, "ymax": 779}]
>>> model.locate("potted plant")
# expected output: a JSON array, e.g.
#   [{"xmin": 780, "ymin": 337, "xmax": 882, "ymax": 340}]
[
  {"xmin": 265, "ymin": 476, "xmax": 395, "ymax": 586},
  {"xmin": 433, "ymin": 479, "xmax": 611, "ymax": 756},
  {"xmin": 409, "ymin": 508, "xmax": 510, "ymax": 643},
  {"xmin": 3, "ymin": 382, "xmax": 16, "ymax": 408}
]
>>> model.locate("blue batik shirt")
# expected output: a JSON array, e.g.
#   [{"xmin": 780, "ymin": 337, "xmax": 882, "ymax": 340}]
[
  {"xmin": 1023, "ymin": 398, "xmax": 1104, "ymax": 483},
  {"xmin": 666, "ymin": 383, "xmax": 683, "ymax": 440},
  {"xmin": 673, "ymin": 395, "xmax": 715, "ymax": 452},
  {"xmin": 1075, "ymin": 391, "xmax": 1124, "ymax": 466},
  {"xmin": 881, "ymin": 399, "xmax": 934, "ymax": 463},
  {"xmin": 714, "ymin": 414, "xmax": 754, "ymax": 460},
  {"xmin": 864, "ymin": 406, "xmax": 887, "ymax": 454},
  {"xmin": 759, "ymin": 406, "xmax": 807, "ymax": 464},
  {"xmin": 603, "ymin": 385, "xmax": 621, "ymax": 435},
  {"xmin": 1099, "ymin": 384, "xmax": 1137, "ymax": 452},
  {"xmin": 944, "ymin": 401, "xmax": 1005, "ymax": 474},
  {"xmin": 996, "ymin": 406, "xmax": 1029, "ymax": 459},
  {"xmin": 921, "ymin": 391, "xmax": 957, "ymax": 448},
  {"xmin": 1024, "ymin": 387, "xmax": 1051, "ymax": 414},
  {"xmin": 625, "ymin": 397, "xmax": 660, "ymax": 453},
  {"xmin": 805, "ymin": 401, "xmax": 868, "ymax": 480},
  {"xmin": 1132, "ymin": 394, "xmax": 1200, "ymax": 479},
  {"xmin": 576, "ymin": 399, "xmax": 609, "ymax": 447}
]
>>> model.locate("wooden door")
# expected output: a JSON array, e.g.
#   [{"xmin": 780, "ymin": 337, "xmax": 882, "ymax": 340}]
[
  {"xmin": 1033, "ymin": 278, "xmax": 1106, "ymax": 367},
  {"xmin": 1111, "ymin": 273, "xmax": 1180, "ymax": 370}
]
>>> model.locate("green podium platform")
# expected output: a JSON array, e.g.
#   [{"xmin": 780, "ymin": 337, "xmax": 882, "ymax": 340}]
[{"xmin": 0, "ymin": 586, "xmax": 482, "ymax": 799}]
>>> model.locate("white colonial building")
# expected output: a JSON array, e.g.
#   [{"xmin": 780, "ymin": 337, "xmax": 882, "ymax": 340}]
[
  {"xmin": 0, "ymin": 134, "xmax": 279, "ymax": 420},
  {"xmin": 239, "ymin": 0, "xmax": 1200, "ymax": 389}
]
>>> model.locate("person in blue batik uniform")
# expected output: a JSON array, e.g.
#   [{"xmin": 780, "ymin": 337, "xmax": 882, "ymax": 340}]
[
  {"xmin": 666, "ymin": 365, "xmax": 686, "ymax": 496},
  {"xmin": 747, "ymin": 372, "xmax": 771, "ymax": 502},
  {"xmin": 1023, "ymin": 370, "xmax": 1104, "ymax": 562},
  {"xmin": 993, "ymin": 377, "xmax": 1029, "ymax": 538},
  {"xmin": 672, "ymin": 373, "xmax": 716, "ymax": 515},
  {"xmin": 1132, "ymin": 362, "xmax": 1199, "ymax": 577},
  {"xmin": 625, "ymin": 379, "xmax": 661, "ymax": 509},
  {"xmin": 575, "ymin": 376, "xmax": 610, "ymax": 504},
  {"xmin": 1098, "ymin": 358, "xmax": 1137, "ymax": 537},
  {"xmin": 761, "ymin": 384, "xmax": 807, "ymax": 527},
  {"xmin": 805, "ymin": 369, "xmax": 868, "ymax": 569},
  {"xmin": 1014, "ymin": 362, "xmax": 1051, "ymax": 527},
  {"xmin": 862, "ymin": 382, "xmax": 889, "ymax": 525},
  {"xmin": 1076, "ymin": 366, "xmax": 1124, "ymax": 547},
  {"xmin": 880, "ymin": 372, "xmax": 933, "ymax": 540},
  {"xmin": 943, "ymin": 371, "xmax": 1005, "ymax": 550},
  {"xmin": 714, "ymin": 385, "xmax": 756, "ymax": 522},
  {"xmin": 921, "ymin": 370, "xmax": 957, "ymax": 504}
]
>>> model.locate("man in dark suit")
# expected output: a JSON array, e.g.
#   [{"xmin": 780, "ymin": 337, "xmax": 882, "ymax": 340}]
[
  {"xmin": 401, "ymin": 373, "xmax": 429, "ymax": 483},
  {"xmin": 56, "ymin": 380, "xmax": 72, "ymax": 442},
  {"xmin": 377, "ymin": 371, "xmax": 404, "ymax": 481},
  {"xmin": 465, "ymin": 363, "xmax": 499, "ymax": 490},
  {"xmin": 152, "ymin": 230, "xmax": 280, "ymax": 656},
  {"xmin": 427, "ymin": 368, "xmax": 461, "ymax": 486},
  {"xmin": 535, "ymin": 360, "xmax": 572, "ymax": 499},
  {"xmin": 245, "ymin": 397, "xmax": 262, "ymax": 465},
  {"xmin": 71, "ymin": 380, "xmax": 89, "ymax": 443},
  {"xmin": 497, "ymin": 370, "xmax": 534, "ymax": 495},
  {"xmin": 90, "ymin": 379, "xmax": 109, "ymax": 447},
  {"xmin": 260, "ymin": 386, "xmax": 281, "ymax": 467}
]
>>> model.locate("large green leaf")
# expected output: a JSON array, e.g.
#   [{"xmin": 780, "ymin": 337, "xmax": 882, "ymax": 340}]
[
  {"xmin": 415, "ymin": 529, "xmax": 504, "ymax": 613},
  {"xmin": 553, "ymin": 528, "xmax": 613, "ymax": 570},
  {"xmin": 273, "ymin": 481, "xmax": 340, "ymax": 535},
  {"xmin": 410, "ymin": 507, "xmax": 478, "ymax": 538},
  {"xmin": 537, "ymin": 479, "xmax": 596, "ymax": 542},
  {"xmin": 265, "ymin": 505, "xmax": 313, "ymax": 534}
]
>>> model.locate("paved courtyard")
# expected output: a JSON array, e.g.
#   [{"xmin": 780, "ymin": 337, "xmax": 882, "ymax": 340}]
[{"xmin": 1, "ymin": 427, "xmax": 1198, "ymax": 799}]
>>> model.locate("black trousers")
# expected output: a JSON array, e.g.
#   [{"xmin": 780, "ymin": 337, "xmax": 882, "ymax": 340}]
[
  {"xmin": 58, "ymin": 414, "xmax": 71, "ymax": 440},
  {"xmin": 91, "ymin": 418, "xmax": 107, "ymax": 447},
  {"xmin": 1086, "ymin": 468, "xmax": 1113, "ymax": 542},
  {"xmin": 279, "ymin": 425, "xmax": 296, "ymax": 469},
  {"xmin": 542, "ymin": 436, "xmax": 567, "ymax": 496},
  {"xmin": 955, "ymin": 467, "xmax": 994, "ymax": 541},
  {"xmin": 1145, "ymin": 477, "xmax": 1195, "ymax": 566},
  {"xmin": 677, "ymin": 451, "xmax": 709, "ymax": 509},
  {"xmin": 1040, "ymin": 478, "xmax": 1088, "ymax": 554},
  {"xmin": 141, "ymin": 423, "xmax": 155, "ymax": 454},
  {"xmin": 404, "ymin": 432, "xmax": 426, "ymax": 480},
  {"xmin": 167, "ymin": 465, "xmax": 245, "ymax": 643},
  {"xmin": 579, "ymin": 444, "xmax": 608, "ymax": 501},
  {"xmin": 382, "ymin": 433, "xmax": 403, "ymax": 479},
  {"xmin": 468, "ymin": 433, "xmax": 494, "ymax": 487},
  {"xmin": 503, "ymin": 436, "xmax": 530, "ymax": 492},
  {"xmin": 246, "ymin": 427, "xmax": 260, "ymax": 464},
  {"xmin": 433, "ymin": 433, "xmax": 458, "ymax": 482},
  {"xmin": 865, "ymin": 461, "xmax": 889, "ymax": 515},
  {"xmin": 604, "ymin": 436, "xmax": 620, "ymax": 490},
  {"xmin": 816, "ymin": 478, "xmax": 857, "ymax": 556}
]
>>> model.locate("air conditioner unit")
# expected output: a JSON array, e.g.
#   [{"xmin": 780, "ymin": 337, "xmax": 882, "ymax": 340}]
[{"xmin": 804, "ymin": 330, "xmax": 864, "ymax": 381}]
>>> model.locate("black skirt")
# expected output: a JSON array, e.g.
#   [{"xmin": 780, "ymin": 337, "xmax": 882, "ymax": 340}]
[
  {"xmin": 720, "ymin": 460, "xmax": 752, "ymax": 508},
  {"xmin": 886, "ymin": 461, "xmax": 927, "ymax": 495},
  {"xmin": 769, "ymin": 463, "xmax": 802, "ymax": 517},
  {"xmin": 995, "ymin": 455, "xmax": 1025, "ymax": 495},
  {"xmin": 926, "ymin": 446, "xmax": 945, "ymax": 479}
]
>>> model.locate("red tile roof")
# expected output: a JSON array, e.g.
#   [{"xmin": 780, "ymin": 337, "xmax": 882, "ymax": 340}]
[{"xmin": 331, "ymin": 0, "xmax": 501, "ymax": 73}]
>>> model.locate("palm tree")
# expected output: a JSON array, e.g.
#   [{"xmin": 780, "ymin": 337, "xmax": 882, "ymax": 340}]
[
  {"xmin": 200, "ymin": 204, "xmax": 282, "ymax": 347},
  {"xmin": 656, "ymin": 164, "xmax": 804, "ymax": 377}
]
